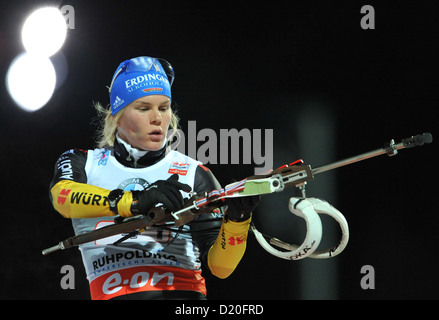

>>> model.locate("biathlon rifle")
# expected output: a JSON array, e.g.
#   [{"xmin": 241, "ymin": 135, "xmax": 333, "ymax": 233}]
[{"xmin": 42, "ymin": 133, "xmax": 432, "ymax": 259}]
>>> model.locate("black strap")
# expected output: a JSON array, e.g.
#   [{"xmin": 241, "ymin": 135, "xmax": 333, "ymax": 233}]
[{"xmin": 108, "ymin": 189, "xmax": 124, "ymax": 215}]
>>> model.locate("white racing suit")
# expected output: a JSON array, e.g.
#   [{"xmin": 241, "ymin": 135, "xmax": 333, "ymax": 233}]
[{"xmin": 49, "ymin": 140, "xmax": 251, "ymax": 300}]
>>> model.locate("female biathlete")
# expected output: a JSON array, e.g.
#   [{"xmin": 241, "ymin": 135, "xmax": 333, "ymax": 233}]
[{"xmin": 49, "ymin": 56, "xmax": 260, "ymax": 300}]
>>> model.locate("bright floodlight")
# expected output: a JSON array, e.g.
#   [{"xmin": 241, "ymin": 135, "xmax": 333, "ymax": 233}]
[
  {"xmin": 6, "ymin": 52, "xmax": 57, "ymax": 112},
  {"xmin": 21, "ymin": 7, "xmax": 67, "ymax": 57}
]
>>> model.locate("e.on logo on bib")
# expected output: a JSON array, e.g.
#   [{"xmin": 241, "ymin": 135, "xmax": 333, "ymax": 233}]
[
  {"xmin": 89, "ymin": 266, "xmax": 206, "ymax": 299},
  {"xmin": 168, "ymin": 162, "xmax": 190, "ymax": 176},
  {"xmin": 90, "ymin": 267, "xmax": 174, "ymax": 300},
  {"xmin": 103, "ymin": 269, "xmax": 174, "ymax": 295}
]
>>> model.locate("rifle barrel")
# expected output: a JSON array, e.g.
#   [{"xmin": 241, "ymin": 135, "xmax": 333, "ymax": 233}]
[{"xmin": 312, "ymin": 133, "xmax": 432, "ymax": 176}]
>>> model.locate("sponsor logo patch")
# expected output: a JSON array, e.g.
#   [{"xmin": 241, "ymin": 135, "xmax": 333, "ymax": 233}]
[
  {"xmin": 142, "ymin": 88, "xmax": 163, "ymax": 93},
  {"xmin": 168, "ymin": 162, "xmax": 190, "ymax": 176}
]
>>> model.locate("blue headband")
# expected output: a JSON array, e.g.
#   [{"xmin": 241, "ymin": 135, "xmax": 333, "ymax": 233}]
[{"xmin": 108, "ymin": 56, "xmax": 174, "ymax": 115}]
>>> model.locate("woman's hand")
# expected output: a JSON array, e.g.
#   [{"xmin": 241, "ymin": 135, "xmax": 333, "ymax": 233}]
[{"xmin": 131, "ymin": 174, "xmax": 192, "ymax": 214}]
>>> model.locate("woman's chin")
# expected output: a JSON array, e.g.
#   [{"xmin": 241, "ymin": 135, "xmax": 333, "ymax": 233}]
[{"xmin": 143, "ymin": 139, "xmax": 165, "ymax": 151}]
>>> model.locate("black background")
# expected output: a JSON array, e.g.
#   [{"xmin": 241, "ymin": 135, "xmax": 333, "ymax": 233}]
[{"xmin": 0, "ymin": 1, "xmax": 437, "ymax": 300}]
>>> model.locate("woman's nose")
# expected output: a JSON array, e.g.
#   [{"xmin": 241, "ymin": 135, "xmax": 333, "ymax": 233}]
[{"xmin": 150, "ymin": 109, "xmax": 162, "ymax": 124}]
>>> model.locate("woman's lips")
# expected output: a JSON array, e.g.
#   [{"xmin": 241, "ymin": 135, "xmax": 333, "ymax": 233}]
[{"xmin": 149, "ymin": 130, "xmax": 163, "ymax": 141}]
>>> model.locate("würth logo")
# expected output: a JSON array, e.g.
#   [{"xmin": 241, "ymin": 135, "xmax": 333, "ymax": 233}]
[{"xmin": 57, "ymin": 189, "xmax": 71, "ymax": 205}]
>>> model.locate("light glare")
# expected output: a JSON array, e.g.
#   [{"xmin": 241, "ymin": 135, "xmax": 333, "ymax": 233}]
[
  {"xmin": 21, "ymin": 7, "xmax": 67, "ymax": 57},
  {"xmin": 6, "ymin": 52, "xmax": 57, "ymax": 112}
]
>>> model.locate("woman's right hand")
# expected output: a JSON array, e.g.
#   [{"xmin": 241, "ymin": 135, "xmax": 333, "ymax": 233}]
[{"xmin": 131, "ymin": 174, "xmax": 192, "ymax": 214}]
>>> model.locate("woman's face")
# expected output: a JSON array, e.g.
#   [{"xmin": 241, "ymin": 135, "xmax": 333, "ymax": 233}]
[{"xmin": 117, "ymin": 95, "xmax": 172, "ymax": 151}]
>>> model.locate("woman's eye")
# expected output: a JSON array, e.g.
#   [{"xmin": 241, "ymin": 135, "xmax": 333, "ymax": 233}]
[{"xmin": 135, "ymin": 104, "xmax": 169, "ymax": 112}]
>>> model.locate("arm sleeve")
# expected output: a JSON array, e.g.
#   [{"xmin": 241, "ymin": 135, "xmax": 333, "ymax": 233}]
[
  {"xmin": 49, "ymin": 149, "xmax": 133, "ymax": 219},
  {"xmin": 191, "ymin": 165, "xmax": 251, "ymax": 279},
  {"xmin": 207, "ymin": 218, "xmax": 251, "ymax": 279}
]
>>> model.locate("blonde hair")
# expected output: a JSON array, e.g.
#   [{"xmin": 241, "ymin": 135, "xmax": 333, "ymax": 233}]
[{"xmin": 93, "ymin": 102, "xmax": 180, "ymax": 149}]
